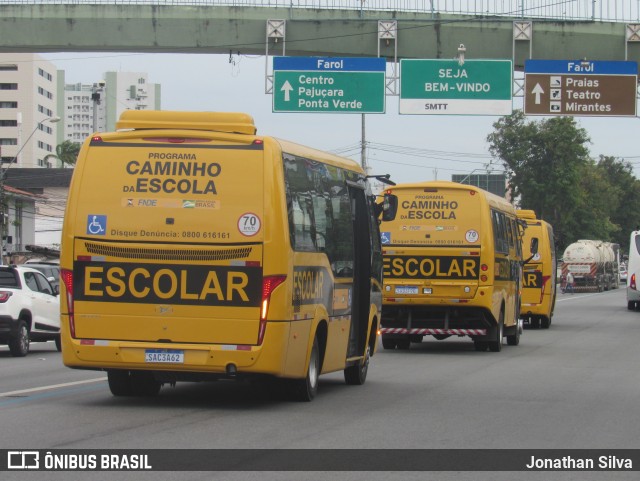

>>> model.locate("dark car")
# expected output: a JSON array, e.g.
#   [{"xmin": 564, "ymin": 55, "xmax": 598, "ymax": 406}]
[{"xmin": 23, "ymin": 262, "xmax": 60, "ymax": 291}]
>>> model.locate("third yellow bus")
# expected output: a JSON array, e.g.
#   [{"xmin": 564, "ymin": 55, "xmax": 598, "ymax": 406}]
[{"xmin": 517, "ymin": 210, "xmax": 557, "ymax": 329}]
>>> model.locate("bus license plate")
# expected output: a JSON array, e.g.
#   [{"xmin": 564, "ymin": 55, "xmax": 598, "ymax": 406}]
[
  {"xmin": 145, "ymin": 349, "xmax": 184, "ymax": 364},
  {"xmin": 395, "ymin": 286, "xmax": 418, "ymax": 295}
]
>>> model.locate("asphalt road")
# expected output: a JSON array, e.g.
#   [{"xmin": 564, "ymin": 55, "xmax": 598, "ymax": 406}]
[{"xmin": 1, "ymin": 287, "xmax": 639, "ymax": 481}]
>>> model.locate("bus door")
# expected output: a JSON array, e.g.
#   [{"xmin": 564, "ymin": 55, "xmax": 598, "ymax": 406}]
[{"xmin": 347, "ymin": 183, "xmax": 372, "ymax": 358}]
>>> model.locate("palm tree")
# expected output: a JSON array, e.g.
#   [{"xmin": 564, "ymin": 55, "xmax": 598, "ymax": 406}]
[{"xmin": 44, "ymin": 140, "xmax": 81, "ymax": 168}]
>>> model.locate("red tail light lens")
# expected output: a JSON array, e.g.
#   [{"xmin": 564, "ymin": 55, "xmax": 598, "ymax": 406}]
[
  {"xmin": 60, "ymin": 268, "xmax": 76, "ymax": 338},
  {"xmin": 0, "ymin": 291, "xmax": 12, "ymax": 303},
  {"xmin": 631, "ymin": 273, "xmax": 637, "ymax": 291},
  {"xmin": 258, "ymin": 275, "xmax": 286, "ymax": 345}
]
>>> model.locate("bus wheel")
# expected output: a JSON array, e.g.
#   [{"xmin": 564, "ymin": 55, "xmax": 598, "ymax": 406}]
[
  {"xmin": 291, "ymin": 336, "xmax": 319, "ymax": 402},
  {"xmin": 489, "ymin": 312, "xmax": 504, "ymax": 352},
  {"xmin": 628, "ymin": 301, "xmax": 636, "ymax": 310},
  {"xmin": 130, "ymin": 371, "xmax": 162, "ymax": 397},
  {"xmin": 55, "ymin": 335, "xmax": 62, "ymax": 352},
  {"xmin": 506, "ymin": 322, "xmax": 521, "ymax": 346},
  {"xmin": 473, "ymin": 341, "xmax": 488, "ymax": 352},
  {"xmin": 107, "ymin": 370, "xmax": 133, "ymax": 396},
  {"xmin": 540, "ymin": 316, "xmax": 551, "ymax": 329},
  {"xmin": 396, "ymin": 338, "xmax": 411, "ymax": 350},
  {"xmin": 344, "ymin": 345, "xmax": 369, "ymax": 386},
  {"xmin": 531, "ymin": 317, "xmax": 541, "ymax": 329},
  {"xmin": 381, "ymin": 337, "xmax": 397, "ymax": 350}
]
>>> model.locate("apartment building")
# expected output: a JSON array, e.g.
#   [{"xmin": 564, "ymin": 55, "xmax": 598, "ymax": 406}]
[
  {"xmin": 103, "ymin": 71, "xmax": 161, "ymax": 131},
  {"xmin": 0, "ymin": 53, "xmax": 59, "ymax": 168}
]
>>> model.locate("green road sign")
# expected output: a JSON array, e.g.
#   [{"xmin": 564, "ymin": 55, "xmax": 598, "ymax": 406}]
[
  {"xmin": 273, "ymin": 57, "xmax": 385, "ymax": 113},
  {"xmin": 400, "ymin": 59, "xmax": 513, "ymax": 115}
]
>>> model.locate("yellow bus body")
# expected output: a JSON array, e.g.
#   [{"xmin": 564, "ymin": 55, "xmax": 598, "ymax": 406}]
[
  {"xmin": 517, "ymin": 210, "xmax": 557, "ymax": 329},
  {"xmin": 60, "ymin": 111, "xmax": 382, "ymax": 400},
  {"xmin": 379, "ymin": 181, "xmax": 523, "ymax": 351}
]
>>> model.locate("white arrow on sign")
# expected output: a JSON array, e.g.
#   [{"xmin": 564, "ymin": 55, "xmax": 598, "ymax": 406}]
[
  {"xmin": 531, "ymin": 83, "xmax": 545, "ymax": 105},
  {"xmin": 281, "ymin": 80, "xmax": 293, "ymax": 102}
]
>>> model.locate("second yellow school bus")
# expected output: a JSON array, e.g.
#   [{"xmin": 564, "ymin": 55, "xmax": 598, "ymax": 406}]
[
  {"xmin": 517, "ymin": 210, "xmax": 557, "ymax": 329},
  {"xmin": 59, "ymin": 111, "xmax": 382, "ymax": 401},
  {"xmin": 379, "ymin": 181, "xmax": 526, "ymax": 351}
]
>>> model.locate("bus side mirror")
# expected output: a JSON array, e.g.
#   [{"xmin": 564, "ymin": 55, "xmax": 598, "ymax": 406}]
[
  {"xmin": 382, "ymin": 194, "xmax": 398, "ymax": 222},
  {"xmin": 530, "ymin": 237, "xmax": 539, "ymax": 255}
]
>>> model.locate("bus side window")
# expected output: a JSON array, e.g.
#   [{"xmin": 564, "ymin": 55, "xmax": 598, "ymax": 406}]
[
  {"xmin": 492, "ymin": 209, "xmax": 509, "ymax": 254},
  {"xmin": 513, "ymin": 219, "xmax": 523, "ymax": 258},
  {"xmin": 506, "ymin": 216, "xmax": 515, "ymax": 250},
  {"xmin": 284, "ymin": 154, "xmax": 354, "ymax": 277}
]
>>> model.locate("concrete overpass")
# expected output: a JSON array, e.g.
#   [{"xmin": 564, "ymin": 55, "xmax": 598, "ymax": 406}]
[{"xmin": 1, "ymin": 3, "xmax": 640, "ymax": 70}]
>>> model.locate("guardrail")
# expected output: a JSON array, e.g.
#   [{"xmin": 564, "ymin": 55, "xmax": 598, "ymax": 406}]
[{"xmin": 1, "ymin": 1, "xmax": 639, "ymax": 23}]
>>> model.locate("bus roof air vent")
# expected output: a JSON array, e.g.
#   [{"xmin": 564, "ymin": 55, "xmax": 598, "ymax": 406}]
[{"xmin": 116, "ymin": 111, "xmax": 257, "ymax": 135}]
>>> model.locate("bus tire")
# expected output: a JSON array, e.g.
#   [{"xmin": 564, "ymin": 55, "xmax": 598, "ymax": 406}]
[
  {"xmin": 628, "ymin": 301, "xmax": 636, "ymax": 310},
  {"xmin": 473, "ymin": 341, "xmax": 488, "ymax": 352},
  {"xmin": 107, "ymin": 370, "xmax": 133, "ymax": 396},
  {"xmin": 8, "ymin": 320, "xmax": 30, "ymax": 357},
  {"xmin": 506, "ymin": 322, "xmax": 521, "ymax": 346},
  {"xmin": 531, "ymin": 317, "xmax": 541, "ymax": 329},
  {"xmin": 396, "ymin": 338, "xmax": 411, "ymax": 350},
  {"xmin": 540, "ymin": 316, "xmax": 551, "ymax": 329},
  {"xmin": 291, "ymin": 336, "xmax": 319, "ymax": 402},
  {"xmin": 55, "ymin": 335, "xmax": 62, "ymax": 352},
  {"xmin": 381, "ymin": 337, "xmax": 397, "ymax": 350},
  {"xmin": 344, "ymin": 345, "xmax": 370, "ymax": 386},
  {"xmin": 489, "ymin": 311, "xmax": 504, "ymax": 352},
  {"xmin": 130, "ymin": 371, "xmax": 162, "ymax": 397}
]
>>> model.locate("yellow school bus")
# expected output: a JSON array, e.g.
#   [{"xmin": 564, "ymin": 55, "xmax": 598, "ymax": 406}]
[
  {"xmin": 60, "ymin": 111, "xmax": 382, "ymax": 401},
  {"xmin": 517, "ymin": 210, "xmax": 557, "ymax": 329},
  {"xmin": 379, "ymin": 181, "xmax": 526, "ymax": 352}
]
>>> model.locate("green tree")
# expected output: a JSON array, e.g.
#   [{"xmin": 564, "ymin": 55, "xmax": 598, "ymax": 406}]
[
  {"xmin": 594, "ymin": 155, "xmax": 640, "ymax": 253},
  {"xmin": 487, "ymin": 110, "xmax": 593, "ymax": 251},
  {"xmin": 44, "ymin": 140, "xmax": 81, "ymax": 168}
]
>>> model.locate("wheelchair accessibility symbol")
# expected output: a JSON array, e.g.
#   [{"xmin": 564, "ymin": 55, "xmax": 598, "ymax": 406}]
[
  {"xmin": 87, "ymin": 215, "xmax": 107, "ymax": 235},
  {"xmin": 380, "ymin": 232, "xmax": 391, "ymax": 244}
]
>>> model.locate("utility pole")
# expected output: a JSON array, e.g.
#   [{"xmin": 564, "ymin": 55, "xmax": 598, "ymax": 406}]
[
  {"xmin": 360, "ymin": 113, "xmax": 367, "ymax": 172},
  {"xmin": 92, "ymin": 81, "xmax": 105, "ymax": 133}
]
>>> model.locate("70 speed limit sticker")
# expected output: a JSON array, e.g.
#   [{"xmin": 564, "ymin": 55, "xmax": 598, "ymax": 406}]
[
  {"xmin": 465, "ymin": 229, "xmax": 479, "ymax": 243},
  {"xmin": 238, "ymin": 213, "xmax": 261, "ymax": 236}
]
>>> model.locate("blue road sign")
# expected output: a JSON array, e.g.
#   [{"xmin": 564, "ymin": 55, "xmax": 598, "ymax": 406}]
[
  {"xmin": 525, "ymin": 60, "xmax": 638, "ymax": 75},
  {"xmin": 273, "ymin": 57, "xmax": 386, "ymax": 72}
]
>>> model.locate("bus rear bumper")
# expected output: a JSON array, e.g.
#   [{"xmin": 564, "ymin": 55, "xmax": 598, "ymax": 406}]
[
  {"xmin": 379, "ymin": 327, "xmax": 486, "ymax": 336},
  {"xmin": 61, "ymin": 321, "xmax": 294, "ymax": 377}
]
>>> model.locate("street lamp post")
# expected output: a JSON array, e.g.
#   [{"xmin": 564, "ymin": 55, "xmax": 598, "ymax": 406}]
[{"xmin": 0, "ymin": 115, "xmax": 60, "ymax": 264}]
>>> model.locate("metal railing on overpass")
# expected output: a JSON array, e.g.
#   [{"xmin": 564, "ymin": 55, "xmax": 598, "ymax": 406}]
[{"xmin": 1, "ymin": 0, "xmax": 639, "ymax": 23}]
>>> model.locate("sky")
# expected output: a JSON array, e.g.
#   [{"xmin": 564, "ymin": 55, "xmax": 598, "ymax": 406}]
[{"xmin": 32, "ymin": 51, "xmax": 640, "ymax": 246}]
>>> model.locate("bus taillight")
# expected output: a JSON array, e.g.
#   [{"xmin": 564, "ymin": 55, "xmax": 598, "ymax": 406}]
[
  {"xmin": 60, "ymin": 268, "xmax": 76, "ymax": 338},
  {"xmin": 258, "ymin": 275, "xmax": 286, "ymax": 345},
  {"xmin": 631, "ymin": 273, "xmax": 637, "ymax": 291}
]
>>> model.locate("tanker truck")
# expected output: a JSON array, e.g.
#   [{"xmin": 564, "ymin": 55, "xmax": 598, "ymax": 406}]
[{"xmin": 561, "ymin": 240, "xmax": 619, "ymax": 292}]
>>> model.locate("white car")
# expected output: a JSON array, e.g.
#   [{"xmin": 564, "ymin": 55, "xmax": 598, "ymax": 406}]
[
  {"xmin": 619, "ymin": 266, "xmax": 628, "ymax": 282},
  {"xmin": 0, "ymin": 265, "xmax": 60, "ymax": 356}
]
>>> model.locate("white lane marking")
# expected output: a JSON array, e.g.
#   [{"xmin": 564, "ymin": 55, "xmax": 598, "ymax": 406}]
[
  {"xmin": 0, "ymin": 377, "xmax": 107, "ymax": 397},
  {"xmin": 556, "ymin": 290, "xmax": 620, "ymax": 302}
]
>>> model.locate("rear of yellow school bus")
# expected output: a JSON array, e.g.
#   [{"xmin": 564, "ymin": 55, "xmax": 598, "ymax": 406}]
[
  {"xmin": 60, "ymin": 111, "xmax": 381, "ymax": 401},
  {"xmin": 517, "ymin": 210, "xmax": 557, "ymax": 329},
  {"xmin": 379, "ymin": 181, "xmax": 523, "ymax": 352}
]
